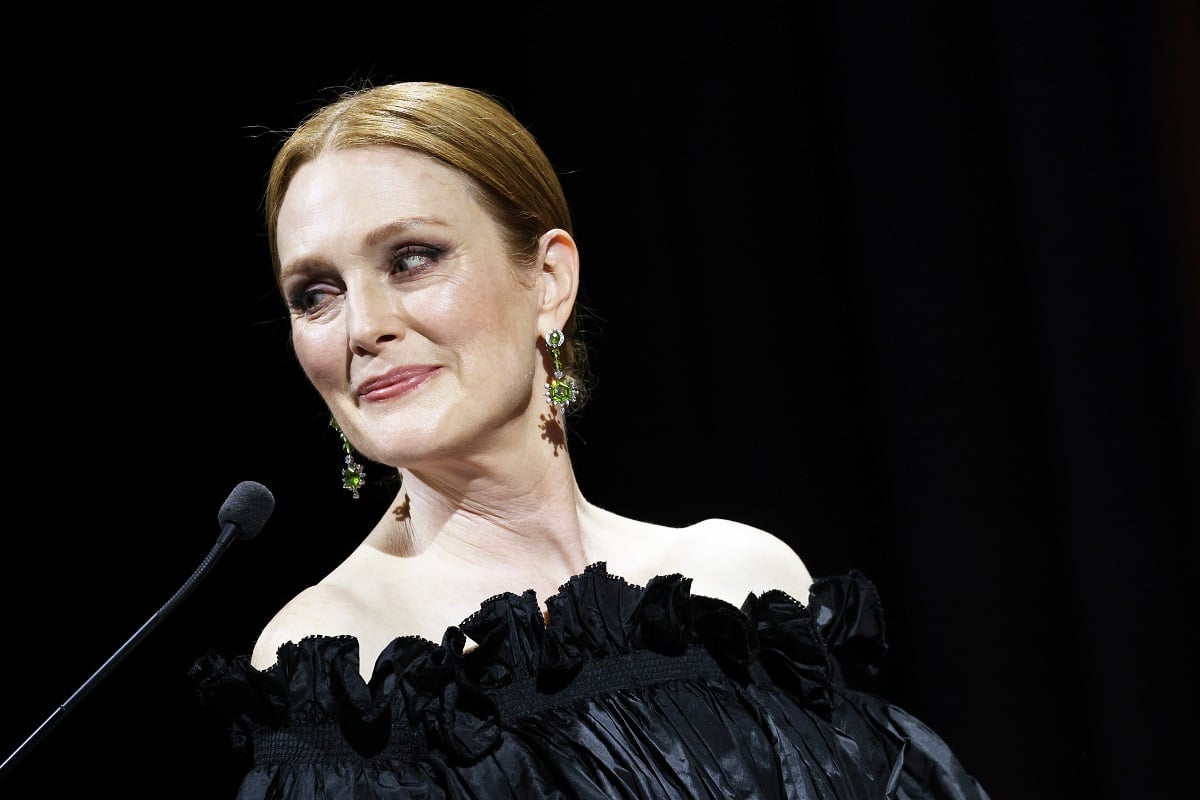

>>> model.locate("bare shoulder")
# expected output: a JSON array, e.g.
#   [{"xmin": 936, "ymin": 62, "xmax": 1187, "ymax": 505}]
[
  {"xmin": 674, "ymin": 518, "xmax": 813, "ymax": 605},
  {"xmin": 250, "ymin": 581, "xmax": 366, "ymax": 671}
]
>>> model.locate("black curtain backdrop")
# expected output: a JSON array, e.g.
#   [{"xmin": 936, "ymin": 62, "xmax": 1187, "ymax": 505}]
[{"xmin": 4, "ymin": 5, "xmax": 1196, "ymax": 799}]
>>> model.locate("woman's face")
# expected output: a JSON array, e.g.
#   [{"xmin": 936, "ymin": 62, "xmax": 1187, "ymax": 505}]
[{"xmin": 275, "ymin": 146, "xmax": 544, "ymax": 470}]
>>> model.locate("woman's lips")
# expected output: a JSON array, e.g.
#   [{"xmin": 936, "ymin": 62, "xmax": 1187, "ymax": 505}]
[{"xmin": 356, "ymin": 366, "xmax": 438, "ymax": 402}]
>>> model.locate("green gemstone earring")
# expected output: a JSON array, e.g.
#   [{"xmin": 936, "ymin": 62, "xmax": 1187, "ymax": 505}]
[
  {"xmin": 330, "ymin": 417, "xmax": 366, "ymax": 499},
  {"xmin": 543, "ymin": 329, "xmax": 578, "ymax": 415}
]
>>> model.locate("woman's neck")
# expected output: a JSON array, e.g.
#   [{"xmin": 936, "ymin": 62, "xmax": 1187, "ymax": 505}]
[{"xmin": 369, "ymin": 458, "xmax": 595, "ymax": 580}]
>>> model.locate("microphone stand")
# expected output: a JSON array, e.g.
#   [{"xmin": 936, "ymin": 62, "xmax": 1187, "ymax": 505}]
[{"xmin": 0, "ymin": 522, "xmax": 244, "ymax": 780}]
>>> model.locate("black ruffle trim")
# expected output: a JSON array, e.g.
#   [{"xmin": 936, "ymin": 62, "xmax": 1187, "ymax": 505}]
[{"xmin": 189, "ymin": 564, "xmax": 887, "ymax": 764}]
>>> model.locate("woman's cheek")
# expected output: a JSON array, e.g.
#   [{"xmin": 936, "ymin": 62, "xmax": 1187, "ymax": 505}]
[{"xmin": 292, "ymin": 326, "xmax": 345, "ymax": 393}]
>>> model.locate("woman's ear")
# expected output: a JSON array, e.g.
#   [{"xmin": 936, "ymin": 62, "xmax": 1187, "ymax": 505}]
[{"xmin": 536, "ymin": 228, "xmax": 580, "ymax": 331}]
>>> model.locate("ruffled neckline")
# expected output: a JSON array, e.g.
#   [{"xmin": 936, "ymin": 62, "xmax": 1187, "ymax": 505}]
[{"xmin": 190, "ymin": 563, "xmax": 886, "ymax": 762}]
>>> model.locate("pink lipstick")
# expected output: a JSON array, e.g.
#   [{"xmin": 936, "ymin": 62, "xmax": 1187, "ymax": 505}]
[{"xmin": 356, "ymin": 366, "xmax": 438, "ymax": 402}]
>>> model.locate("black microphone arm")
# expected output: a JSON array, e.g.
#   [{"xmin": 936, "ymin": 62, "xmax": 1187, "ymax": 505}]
[{"xmin": 0, "ymin": 480, "xmax": 275, "ymax": 780}]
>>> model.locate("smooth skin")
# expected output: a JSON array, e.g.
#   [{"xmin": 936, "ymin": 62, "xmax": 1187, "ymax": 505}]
[{"xmin": 253, "ymin": 146, "xmax": 813, "ymax": 678}]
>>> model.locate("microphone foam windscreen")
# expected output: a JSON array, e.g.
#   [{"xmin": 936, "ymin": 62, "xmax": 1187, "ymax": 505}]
[{"xmin": 217, "ymin": 480, "xmax": 276, "ymax": 539}]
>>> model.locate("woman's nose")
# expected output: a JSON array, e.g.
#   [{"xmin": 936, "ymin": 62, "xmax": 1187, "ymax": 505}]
[{"xmin": 345, "ymin": 281, "xmax": 404, "ymax": 355}]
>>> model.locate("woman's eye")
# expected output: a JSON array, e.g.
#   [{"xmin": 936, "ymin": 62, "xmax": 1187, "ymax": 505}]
[
  {"xmin": 391, "ymin": 245, "xmax": 440, "ymax": 275},
  {"xmin": 288, "ymin": 283, "xmax": 339, "ymax": 315}
]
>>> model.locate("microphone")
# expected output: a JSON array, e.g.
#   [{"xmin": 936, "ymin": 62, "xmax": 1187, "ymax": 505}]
[
  {"xmin": 0, "ymin": 480, "xmax": 275, "ymax": 780},
  {"xmin": 217, "ymin": 479, "xmax": 276, "ymax": 546}
]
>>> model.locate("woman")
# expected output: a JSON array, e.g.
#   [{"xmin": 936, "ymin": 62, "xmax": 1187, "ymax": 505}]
[{"xmin": 192, "ymin": 80, "xmax": 990, "ymax": 799}]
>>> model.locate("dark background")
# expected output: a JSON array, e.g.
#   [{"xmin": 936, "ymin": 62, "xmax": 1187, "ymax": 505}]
[{"xmin": 3, "ymin": 4, "xmax": 1196, "ymax": 799}]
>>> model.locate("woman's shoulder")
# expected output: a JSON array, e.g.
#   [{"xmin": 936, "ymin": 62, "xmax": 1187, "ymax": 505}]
[
  {"xmin": 606, "ymin": 513, "xmax": 813, "ymax": 607},
  {"xmin": 249, "ymin": 539, "xmax": 455, "ymax": 672},
  {"xmin": 250, "ymin": 579, "xmax": 368, "ymax": 670},
  {"xmin": 682, "ymin": 518, "xmax": 813, "ymax": 601}
]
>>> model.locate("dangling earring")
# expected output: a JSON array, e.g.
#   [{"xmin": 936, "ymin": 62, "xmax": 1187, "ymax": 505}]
[
  {"xmin": 330, "ymin": 417, "xmax": 366, "ymax": 499},
  {"xmin": 543, "ymin": 329, "xmax": 578, "ymax": 415}
]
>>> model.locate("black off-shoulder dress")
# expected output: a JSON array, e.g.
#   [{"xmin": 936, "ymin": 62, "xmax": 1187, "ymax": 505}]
[{"xmin": 190, "ymin": 563, "xmax": 990, "ymax": 799}]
